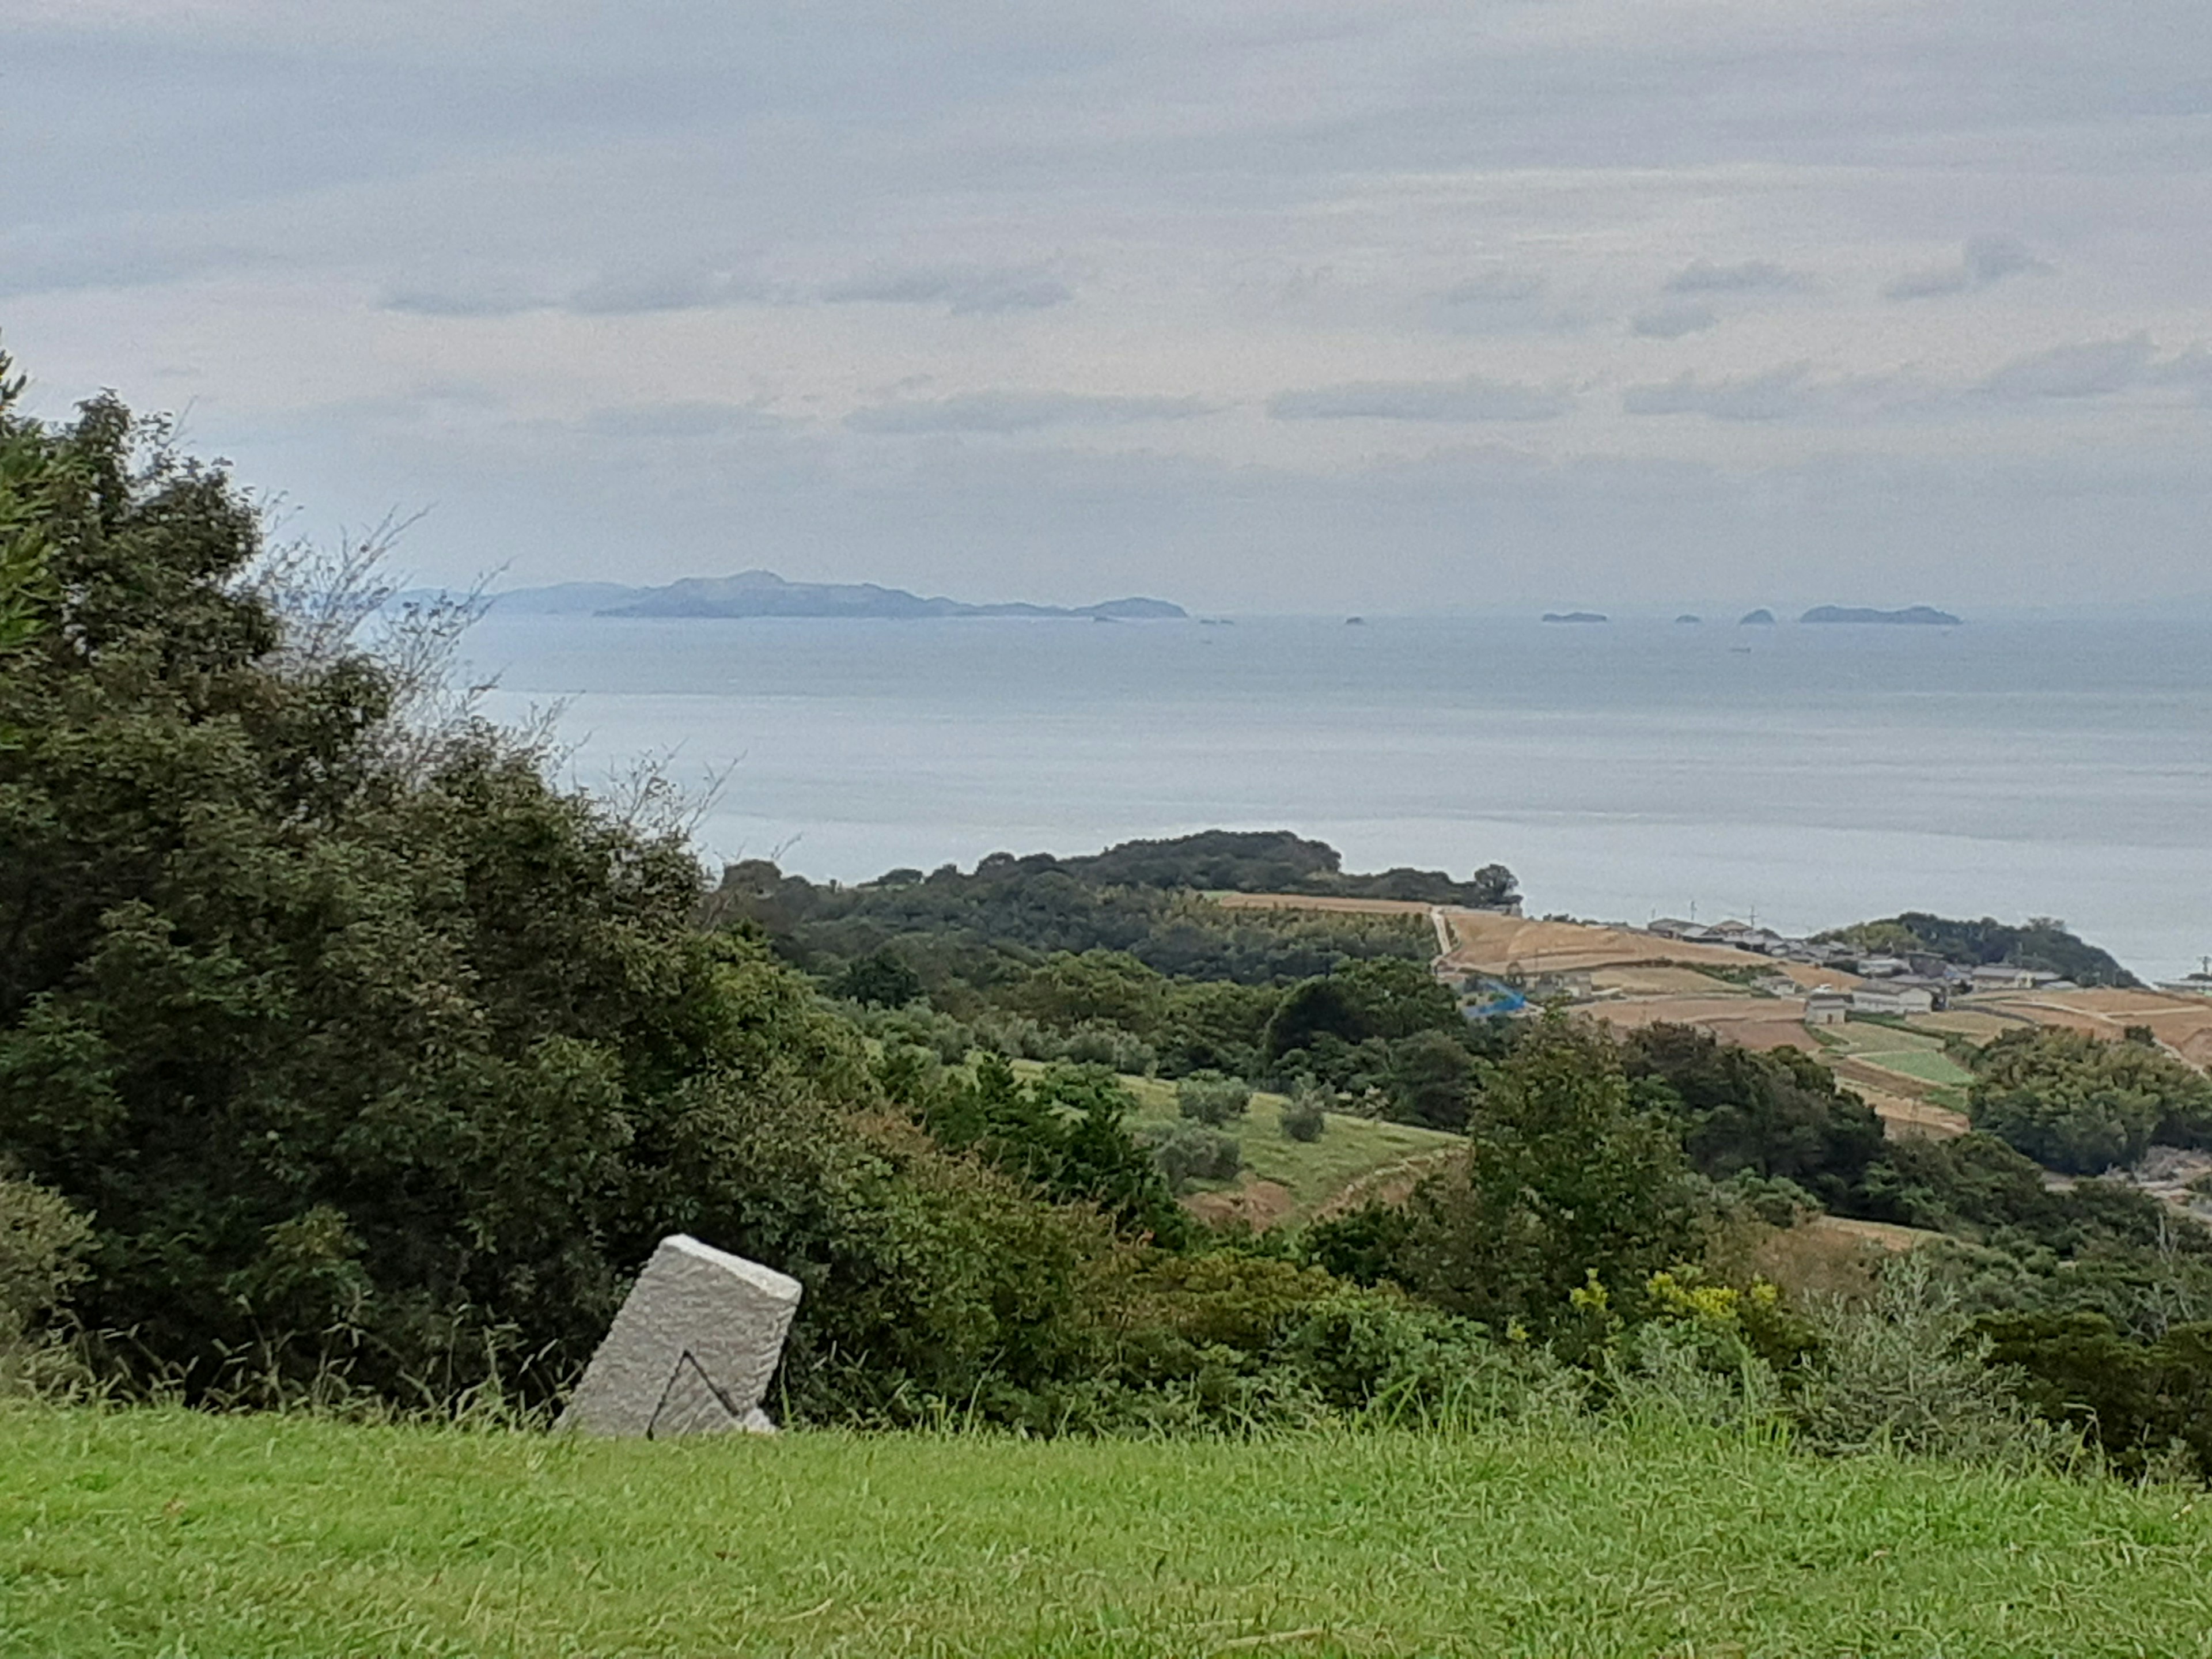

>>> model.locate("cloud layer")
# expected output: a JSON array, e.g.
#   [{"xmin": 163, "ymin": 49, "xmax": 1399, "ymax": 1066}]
[{"xmin": 3, "ymin": 0, "xmax": 2209, "ymax": 608}]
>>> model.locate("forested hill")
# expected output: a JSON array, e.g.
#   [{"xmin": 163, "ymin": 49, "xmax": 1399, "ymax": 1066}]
[
  {"xmin": 1819, "ymin": 912, "xmax": 2137, "ymax": 987},
  {"xmin": 813, "ymin": 830, "xmax": 1516, "ymax": 908},
  {"xmin": 714, "ymin": 831, "xmax": 1517, "ymax": 988}
]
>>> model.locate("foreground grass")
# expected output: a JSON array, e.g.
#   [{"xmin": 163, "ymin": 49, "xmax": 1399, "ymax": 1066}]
[{"xmin": 7, "ymin": 1407, "xmax": 2211, "ymax": 1657}]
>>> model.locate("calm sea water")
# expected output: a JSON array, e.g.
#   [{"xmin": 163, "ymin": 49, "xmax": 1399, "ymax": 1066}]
[{"xmin": 463, "ymin": 613, "xmax": 2212, "ymax": 982}]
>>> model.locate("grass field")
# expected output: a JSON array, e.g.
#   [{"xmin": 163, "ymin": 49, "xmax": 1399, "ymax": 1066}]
[
  {"xmin": 7, "ymin": 1406, "xmax": 2211, "ymax": 1657},
  {"xmin": 1116, "ymin": 1076, "xmax": 1461, "ymax": 1222},
  {"xmin": 1847, "ymin": 1049, "xmax": 1974, "ymax": 1087}
]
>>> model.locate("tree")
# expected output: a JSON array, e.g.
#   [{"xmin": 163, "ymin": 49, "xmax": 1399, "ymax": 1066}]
[
  {"xmin": 0, "ymin": 382, "xmax": 1116, "ymax": 1414},
  {"xmin": 1385, "ymin": 1014, "xmax": 1703, "ymax": 1336},
  {"xmin": 834, "ymin": 948, "xmax": 923, "ymax": 1007},
  {"xmin": 1621, "ymin": 1023, "xmax": 1884, "ymax": 1202},
  {"xmin": 1969, "ymin": 1027, "xmax": 2212, "ymax": 1173}
]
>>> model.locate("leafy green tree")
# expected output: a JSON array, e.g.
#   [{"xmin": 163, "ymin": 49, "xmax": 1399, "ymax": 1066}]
[
  {"xmin": 0, "ymin": 381, "xmax": 1120, "ymax": 1415},
  {"xmin": 1384, "ymin": 1014, "xmax": 1703, "ymax": 1336},
  {"xmin": 1144, "ymin": 1121, "xmax": 1241, "ymax": 1192},
  {"xmin": 1621, "ymin": 1023, "xmax": 1884, "ymax": 1202},
  {"xmin": 1381, "ymin": 1028, "xmax": 1478, "ymax": 1131},
  {"xmin": 833, "ymin": 947, "xmax": 923, "ymax": 1007},
  {"xmin": 1969, "ymin": 1027, "xmax": 2212, "ymax": 1173},
  {"xmin": 1005, "ymin": 949, "xmax": 1167, "ymax": 1033},
  {"xmin": 906, "ymin": 1054, "xmax": 1187, "ymax": 1244}
]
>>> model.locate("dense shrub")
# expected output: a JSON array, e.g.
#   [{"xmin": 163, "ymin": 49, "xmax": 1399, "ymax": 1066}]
[
  {"xmin": 0, "ymin": 378, "xmax": 1144, "ymax": 1415},
  {"xmin": 1280, "ymin": 1081, "xmax": 1328, "ymax": 1142},
  {"xmin": 1980, "ymin": 1310, "xmax": 2212, "ymax": 1481},
  {"xmin": 1623, "ymin": 1024, "xmax": 1884, "ymax": 1203},
  {"xmin": 1176, "ymin": 1070, "xmax": 1252, "ymax": 1126},
  {"xmin": 1, "ymin": 1175, "xmax": 91, "ymax": 1387},
  {"xmin": 1793, "ymin": 1256, "xmax": 2082, "ymax": 1471},
  {"xmin": 1969, "ymin": 1027, "xmax": 2212, "ymax": 1173},
  {"xmin": 1146, "ymin": 1122, "xmax": 1243, "ymax": 1192}
]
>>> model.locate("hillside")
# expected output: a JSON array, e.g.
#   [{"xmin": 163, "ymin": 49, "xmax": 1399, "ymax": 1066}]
[
  {"xmin": 10, "ymin": 1407, "xmax": 2210, "ymax": 1658},
  {"xmin": 509, "ymin": 569, "xmax": 1187, "ymax": 620}
]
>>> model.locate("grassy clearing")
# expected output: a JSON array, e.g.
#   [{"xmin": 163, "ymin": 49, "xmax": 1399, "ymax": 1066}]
[
  {"xmin": 1116, "ymin": 1075, "xmax": 1461, "ymax": 1219},
  {"xmin": 6, "ymin": 1406, "xmax": 2211, "ymax": 1658},
  {"xmin": 1850, "ymin": 1049, "xmax": 1975, "ymax": 1088}
]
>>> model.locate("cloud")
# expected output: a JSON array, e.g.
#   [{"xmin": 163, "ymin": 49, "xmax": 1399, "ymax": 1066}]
[
  {"xmin": 1267, "ymin": 375, "xmax": 1573, "ymax": 422},
  {"xmin": 819, "ymin": 264, "xmax": 1071, "ymax": 315},
  {"xmin": 1630, "ymin": 300, "xmax": 1719, "ymax": 339},
  {"xmin": 1440, "ymin": 270, "xmax": 1545, "ymax": 308},
  {"xmin": 1429, "ymin": 268, "xmax": 1569, "ymax": 335},
  {"xmin": 1885, "ymin": 234, "xmax": 2049, "ymax": 301},
  {"xmin": 567, "ymin": 266, "xmax": 777, "ymax": 315},
  {"xmin": 1663, "ymin": 260, "xmax": 1805, "ymax": 294},
  {"xmin": 1980, "ymin": 335, "xmax": 2158, "ymax": 400},
  {"xmin": 843, "ymin": 389, "xmax": 1218, "ymax": 433},
  {"xmin": 582, "ymin": 401, "xmax": 791, "ymax": 437},
  {"xmin": 379, "ymin": 279, "xmax": 550, "ymax": 318},
  {"xmin": 1622, "ymin": 364, "xmax": 1929, "ymax": 423}
]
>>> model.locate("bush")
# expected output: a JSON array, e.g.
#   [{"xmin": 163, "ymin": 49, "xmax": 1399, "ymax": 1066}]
[
  {"xmin": 1176, "ymin": 1069, "xmax": 1252, "ymax": 1126},
  {"xmin": 1281, "ymin": 1081, "xmax": 1328, "ymax": 1143},
  {"xmin": 0, "ymin": 375, "xmax": 1183, "ymax": 1418},
  {"xmin": 1969, "ymin": 1026, "xmax": 2212, "ymax": 1173},
  {"xmin": 1146, "ymin": 1122, "xmax": 1242, "ymax": 1191},
  {"xmin": 1980, "ymin": 1310, "xmax": 2212, "ymax": 1482},
  {"xmin": 1793, "ymin": 1255, "xmax": 2081, "ymax": 1470},
  {"xmin": 1, "ymin": 1175, "xmax": 92, "ymax": 1388}
]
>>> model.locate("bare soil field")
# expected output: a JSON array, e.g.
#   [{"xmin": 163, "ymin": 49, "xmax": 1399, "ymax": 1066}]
[
  {"xmin": 1436, "ymin": 911, "xmax": 1770, "ymax": 975},
  {"xmin": 1592, "ymin": 964, "xmax": 1739, "ymax": 997},
  {"xmin": 1969, "ymin": 988, "xmax": 2212, "ymax": 1069},
  {"xmin": 1584, "ymin": 995, "xmax": 1817, "ymax": 1052}
]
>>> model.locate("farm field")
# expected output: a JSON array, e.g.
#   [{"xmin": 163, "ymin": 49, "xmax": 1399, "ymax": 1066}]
[{"xmin": 8, "ymin": 1406, "xmax": 2212, "ymax": 1659}]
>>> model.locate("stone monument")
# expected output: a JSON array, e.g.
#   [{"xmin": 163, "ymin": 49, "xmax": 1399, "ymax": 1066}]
[{"xmin": 556, "ymin": 1234, "xmax": 802, "ymax": 1438}]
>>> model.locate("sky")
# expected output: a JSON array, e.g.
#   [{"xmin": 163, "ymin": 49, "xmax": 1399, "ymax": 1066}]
[{"xmin": 4, "ymin": 0, "xmax": 2210, "ymax": 613}]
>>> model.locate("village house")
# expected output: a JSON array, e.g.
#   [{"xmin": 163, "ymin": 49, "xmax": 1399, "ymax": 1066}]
[
  {"xmin": 1804, "ymin": 991, "xmax": 1851, "ymax": 1027},
  {"xmin": 1852, "ymin": 983, "xmax": 1937, "ymax": 1017},
  {"xmin": 1967, "ymin": 964, "xmax": 2058, "ymax": 993},
  {"xmin": 1853, "ymin": 955, "xmax": 1912, "ymax": 979}
]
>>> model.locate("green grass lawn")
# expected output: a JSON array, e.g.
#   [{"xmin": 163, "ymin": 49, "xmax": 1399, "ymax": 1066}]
[
  {"xmin": 7, "ymin": 1406, "xmax": 2211, "ymax": 1657},
  {"xmin": 1116, "ymin": 1076, "xmax": 1461, "ymax": 1219}
]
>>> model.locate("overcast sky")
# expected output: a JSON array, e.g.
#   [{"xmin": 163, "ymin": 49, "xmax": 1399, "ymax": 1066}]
[{"xmin": 5, "ymin": 1, "xmax": 2209, "ymax": 612}]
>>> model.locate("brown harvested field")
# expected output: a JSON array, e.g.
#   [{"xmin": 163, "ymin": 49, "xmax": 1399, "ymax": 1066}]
[
  {"xmin": 1593, "ymin": 964, "xmax": 1742, "ymax": 997},
  {"xmin": 1583, "ymin": 996, "xmax": 1818, "ymax": 1052},
  {"xmin": 1436, "ymin": 910, "xmax": 1771, "ymax": 975},
  {"xmin": 1908, "ymin": 1009, "xmax": 2033, "ymax": 1042},
  {"xmin": 1969, "ymin": 988, "xmax": 2212, "ymax": 1069},
  {"xmin": 1766, "ymin": 961, "xmax": 1868, "ymax": 993}
]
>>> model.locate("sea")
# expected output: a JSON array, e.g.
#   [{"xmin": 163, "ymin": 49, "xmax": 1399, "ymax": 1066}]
[{"xmin": 460, "ymin": 611, "xmax": 2212, "ymax": 984}]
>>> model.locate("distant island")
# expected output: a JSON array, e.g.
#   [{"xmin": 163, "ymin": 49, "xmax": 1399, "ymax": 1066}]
[
  {"xmin": 1739, "ymin": 609, "xmax": 1777, "ymax": 626},
  {"xmin": 480, "ymin": 570, "xmax": 1186, "ymax": 621},
  {"xmin": 1675, "ymin": 613, "xmax": 1702, "ymax": 624},
  {"xmin": 1801, "ymin": 605, "xmax": 1962, "ymax": 626},
  {"xmin": 1541, "ymin": 611, "xmax": 1608, "ymax": 624}
]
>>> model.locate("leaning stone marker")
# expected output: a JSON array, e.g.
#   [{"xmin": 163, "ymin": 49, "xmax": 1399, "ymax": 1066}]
[{"xmin": 556, "ymin": 1234, "xmax": 802, "ymax": 1438}]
